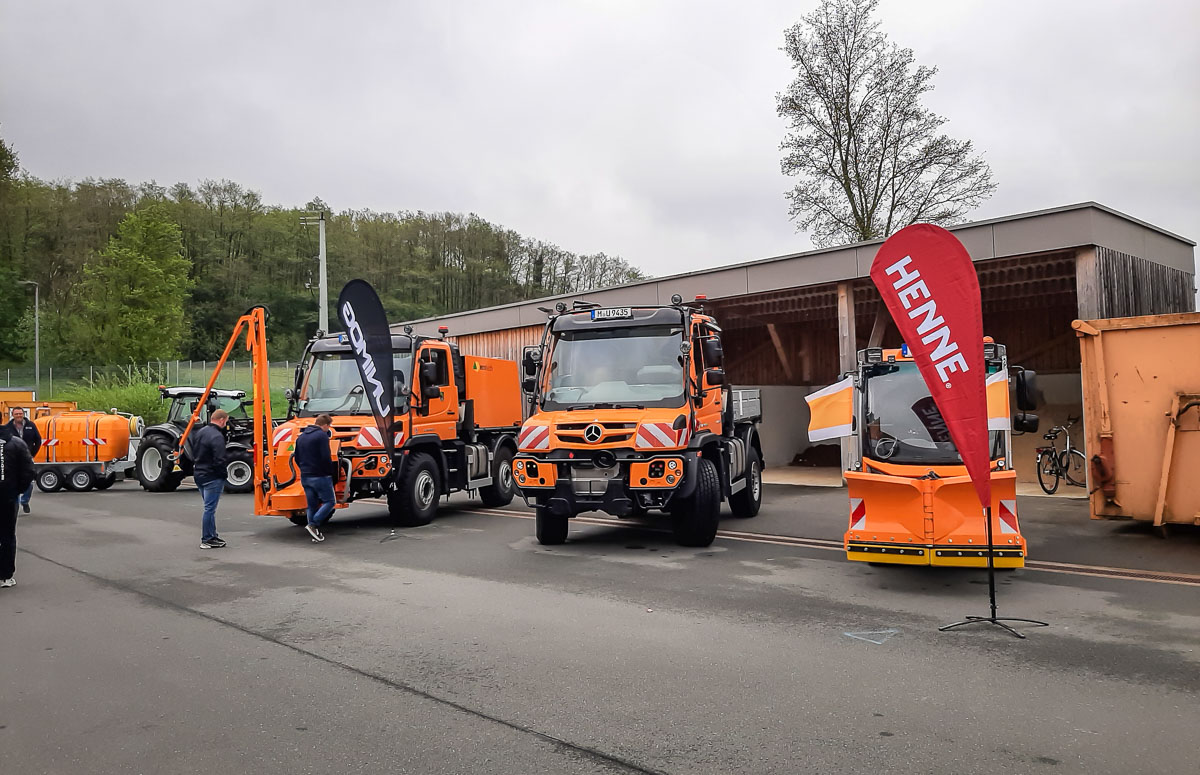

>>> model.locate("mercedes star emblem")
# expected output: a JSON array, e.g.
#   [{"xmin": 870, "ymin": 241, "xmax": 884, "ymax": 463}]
[{"xmin": 583, "ymin": 424, "xmax": 604, "ymax": 443}]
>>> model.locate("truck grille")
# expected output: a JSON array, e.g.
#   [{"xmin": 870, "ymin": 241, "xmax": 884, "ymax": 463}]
[{"xmin": 555, "ymin": 421, "xmax": 635, "ymax": 445}]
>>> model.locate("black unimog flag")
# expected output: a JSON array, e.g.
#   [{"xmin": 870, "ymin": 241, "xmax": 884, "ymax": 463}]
[{"xmin": 337, "ymin": 280, "xmax": 396, "ymax": 460}]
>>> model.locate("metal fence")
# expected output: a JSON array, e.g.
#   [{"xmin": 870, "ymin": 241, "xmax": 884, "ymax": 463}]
[{"xmin": 2, "ymin": 360, "xmax": 299, "ymax": 398}]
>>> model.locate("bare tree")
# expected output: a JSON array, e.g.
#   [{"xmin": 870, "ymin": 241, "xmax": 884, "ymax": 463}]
[{"xmin": 777, "ymin": 0, "xmax": 995, "ymax": 247}]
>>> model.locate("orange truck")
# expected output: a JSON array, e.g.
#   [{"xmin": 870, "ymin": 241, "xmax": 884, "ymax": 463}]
[
  {"xmin": 514, "ymin": 298, "xmax": 764, "ymax": 547},
  {"xmin": 807, "ymin": 341, "xmax": 1039, "ymax": 567},
  {"xmin": 32, "ymin": 410, "xmax": 144, "ymax": 492},
  {"xmin": 1074, "ymin": 312, "xmax": 1200, "ymax": 535},
  {"xmin": 179, "ymin": 307, "xmax": 523, "ymax": 526}
]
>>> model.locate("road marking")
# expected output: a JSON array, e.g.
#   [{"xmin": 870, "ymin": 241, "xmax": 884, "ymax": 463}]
[
  {"xmin": 460, "ymin": 507, "xmax": 1200, "ymax": 587},
  {"xmin": 844, "ymin": 629, "xmax": 900, "ymax": 645}
]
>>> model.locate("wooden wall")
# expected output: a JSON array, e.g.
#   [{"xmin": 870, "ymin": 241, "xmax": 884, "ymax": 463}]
[{"xmin": 1077, "ymin": 247, "xmax": 1195, "ymax": 319}]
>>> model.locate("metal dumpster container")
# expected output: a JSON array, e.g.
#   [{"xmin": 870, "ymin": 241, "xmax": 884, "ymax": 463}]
[{"xmin": 1073, "ymin": 312, "xmax": 1200, "ymax": 533}]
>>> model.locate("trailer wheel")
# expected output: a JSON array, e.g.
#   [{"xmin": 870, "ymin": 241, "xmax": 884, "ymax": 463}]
[
  {"xmin": 67, "ymin": 467, "xmax": 96, "ymax": 492},
  {"xmin": 36, "ymin": 468, "xmax": 64, "ymax": 493},
  {"xmin": 535, "ymin": 506, "xmax": 568, "ymax": 545},
  {"xmin": 479, "ymin": 446, "xmax": 516, "ymax": 507},
  {"xmin": 224, "ymin": 449, "xmax": 254, "ymax": 494},
  {"xmin": 729, "ymin": 449, "xmax": 762, "ymax": 519},
  {"xmin": 671, "ymin": 457, "xmax": 721, "ymax": 547},
  {"xmin": 95, "ymin": 473, "xmax": 117, "ymax": 490},
  {"xmin": 137, "ymin": 435, "xmax": 183, "ymax": 492},
  {"xmin": 388, "ymin": 452, "xmax": 439, "ymax": 527}
]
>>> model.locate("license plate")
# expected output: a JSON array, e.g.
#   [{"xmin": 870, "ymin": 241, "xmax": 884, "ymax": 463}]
[{"xmin": 591, "ymin": 307, "xmax": 632, "ymax": 320}]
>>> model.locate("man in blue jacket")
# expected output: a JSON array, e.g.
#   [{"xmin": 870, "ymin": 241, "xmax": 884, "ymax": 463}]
[
  {"xmin": 294, "ymin": 413, "xmax": 337, "ymax": 542},
  {"xmin": 0, "ymin": 425, "xmax": 35, "ymax": 588},
  {"xmin": 192, "ymin": 409, "xmax": 229, "ymax": 550},
  {"xmin": 6, "ymin": 408, "xmax": 41, "ymax": 514}
]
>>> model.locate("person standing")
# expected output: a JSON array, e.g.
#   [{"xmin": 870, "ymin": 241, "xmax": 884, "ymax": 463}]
[
  {"xmin": 6, "ymin": 407, "xmax": 41, "ymax": 514},
  {"xmin": 192, "ymin": 409, "xmax": 229, "ymax": 550},
  {"xmin": 294, "ymin": 413, "xmax": 337, "ymax": 543},
  {"xmin": 0, "ymin": 425, "xmax": 35, "ymax": 588}
]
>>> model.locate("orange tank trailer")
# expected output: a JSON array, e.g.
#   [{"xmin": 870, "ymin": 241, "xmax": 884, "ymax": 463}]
[
  {"xmin": 32, "ymin": 410, "xmax": 143, "ymax": 492},
  {"xmin": 807, "ymin": 341, "xmax": 1039, "ymax": 568}
]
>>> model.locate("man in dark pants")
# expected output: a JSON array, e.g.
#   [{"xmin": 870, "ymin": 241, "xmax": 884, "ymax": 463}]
[
  {"xmin": 191, "ymin": 409, "xmax": 229, "ymax": 550},
  {"xmin": 294, "ymin": 413, "xmax": 337, "ymax": 543},
  {"xmin": 6, "ymin": 407, "xmax": 41, "ymax": 513},
  {"xmin": 0, "ymin": 425, "xmax": 36, "ymax": 588}
]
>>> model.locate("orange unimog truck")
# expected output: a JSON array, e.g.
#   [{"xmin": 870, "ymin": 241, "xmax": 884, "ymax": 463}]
[
  {"xmin": 181, "ymin": 307, "xmax": 523, "ymax": 527},
  {"xmin": 32, "ymin": 410, "xmax": 144, "ymax": 492},
  {"xmin": 807, "ymin": 340, "xmax": 1039, "ymax": 567},
  {"xmin": 514, "ymin": 297, "xmax": 764, "ymax": 547}
]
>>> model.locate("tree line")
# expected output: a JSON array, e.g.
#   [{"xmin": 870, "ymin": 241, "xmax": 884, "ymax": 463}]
[{"xmin": 0, "ymin": 134, "xmax": 644, "ymax": 366}]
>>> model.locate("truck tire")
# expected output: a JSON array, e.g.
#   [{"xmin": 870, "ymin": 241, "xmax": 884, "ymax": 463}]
[
  {"xmin": 224, "ymin": 449, "xmax": 254, "ymax": 494},
  {"xmin": 36, "ymin": 468, "xmax": 64, "ymax": 493},
  {"xmin": 67, "ymin": 467, "xmax": 96, "ymax": 492},
  {"xmin": 479, "ymin": 446, "xmax": 516, "ymax": 507},
  {"xmin": 137, "ymin": 435, "xmax": 183, "ymax": 492},
  {"xmin": 729, "ymin": 448, "xmax": 762, "ymax": 519},
  {"xmin": 388, "ymin": 451, "xmax": 439, "ymax": 527},
  {"xmin": 671, "ymin": 457, "xmax": 721, "ymax": 547},
  {"xmin": 535, "ymin": 506, "xmax": 568, "ymax": 545}
]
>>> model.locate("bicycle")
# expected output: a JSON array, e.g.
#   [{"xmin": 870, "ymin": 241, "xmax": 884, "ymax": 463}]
[{"xmin": 1035, "ymin": 416, "xmax": 1086, "ymax": 494}]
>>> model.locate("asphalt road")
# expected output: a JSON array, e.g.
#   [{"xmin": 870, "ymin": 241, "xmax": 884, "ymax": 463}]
[{"xmin": 2, "ymin": 481, "xmax": 1198, "ymax": 774}]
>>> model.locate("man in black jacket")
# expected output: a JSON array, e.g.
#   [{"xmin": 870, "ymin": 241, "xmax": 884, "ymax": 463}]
[
  {"xmin": 0, "ymin": 425, "xmax": 36, "ymax": 587},
  {"xmin": 294, "ymin": 413, "xmax": 337, "ymax": 543},
  {"xmin": 192, "ymin": 409, "xmax": 229, "ymax": 550},
  {"xmin": 6, "ymin": 407, "xmax": 41, "ymax": 513}
]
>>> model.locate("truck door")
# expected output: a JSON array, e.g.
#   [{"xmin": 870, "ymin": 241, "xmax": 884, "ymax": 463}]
[
  {"xmin": 693, "ymin": 323, "xmax": 724, "ymax": 435},
  {"xmin": 414, "ymin": 344, "xmax": 459, "ymax": 441}
]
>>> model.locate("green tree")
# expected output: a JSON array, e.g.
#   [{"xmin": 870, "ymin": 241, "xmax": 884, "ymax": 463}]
[
  {"xmin": 777, "ymin": 0, "xmax": 995, "ymax": 247},
  {"xmin": 75, "ymin": 204, "xmax": 192, "ymax": 362}
]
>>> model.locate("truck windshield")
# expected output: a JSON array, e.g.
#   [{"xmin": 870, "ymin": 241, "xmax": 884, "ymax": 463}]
[
  {"xmin": 862, "ymin": 361, "xmax": 1003, "ymax": 466},
  {"xmin": 543, "ymin": 326, "xmax": 686, "ymax": 410},
  {"xmin": 298, "ymin": 352, "xmax": 414, "ymax": 416}
]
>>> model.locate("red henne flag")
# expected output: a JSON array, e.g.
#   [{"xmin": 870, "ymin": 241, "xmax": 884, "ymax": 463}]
[{"xmin": 870, "ymin": 224, "xmax": 990, "ymax": 510}]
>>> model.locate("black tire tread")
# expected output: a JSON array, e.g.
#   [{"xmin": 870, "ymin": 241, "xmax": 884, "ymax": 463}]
[
  {"xmin": 672, "ymin": 457, "xmax": 721, "ymax": 547},
  {"xmin": 388, "ymin": 452, "xmax": 439, "ymax": 527}
]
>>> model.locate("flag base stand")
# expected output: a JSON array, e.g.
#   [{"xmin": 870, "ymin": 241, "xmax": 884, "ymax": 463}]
[{"xmin": 939, "ymin": 506, "xmax": 1049, "ymax": 639}]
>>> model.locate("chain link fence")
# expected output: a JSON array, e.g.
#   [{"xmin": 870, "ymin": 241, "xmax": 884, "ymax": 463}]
[{"xmin": 2, "ymin": 360, "xmax": 299, "ymax": 399}]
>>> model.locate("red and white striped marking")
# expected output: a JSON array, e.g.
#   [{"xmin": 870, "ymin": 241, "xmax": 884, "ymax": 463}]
[
  {"xmin": 518, "ymin": 423, "xmax": 551, "ymax": 451},
  {"xmin": 635, "ymin": 422, "xmax": 687, "ymax": 449},
  {"xmin": 81, "ymin": 438, "xmax": 107, "ymax": 446},
  {"xmin": 44, "ymin": 438, "xmax": 60, "ymax": 447},
  {"xmin": 273, "ymin": 426, "xmax": 294, "ymax": 447},
  {"xmin": 998, "ymin": 499, "xmax": 1019, "ymax": 535},
  {"xmin": 849, "ymin": 497, "xmax": 867, "ymax": 530},
  {"xmin": 352, "ymin": 426, "xmax": 405, "ymax": 448}
]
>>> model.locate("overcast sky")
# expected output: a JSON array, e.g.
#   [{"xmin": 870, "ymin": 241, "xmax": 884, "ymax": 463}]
[{"xmin": 2, "ymin": 0, "xmax": 1197, "ymax": 283}]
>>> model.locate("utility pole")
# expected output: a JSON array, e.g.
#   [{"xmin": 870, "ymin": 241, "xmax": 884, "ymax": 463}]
[
  {"xmin": 19, "ymin": 280, "xmax": 39, "ymax": 397},
  {"xmin": 301, "ymin": 211, "xmax": 329, "ymax": 332}
]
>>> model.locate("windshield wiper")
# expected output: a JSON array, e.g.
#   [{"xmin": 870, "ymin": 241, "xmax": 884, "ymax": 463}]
[{"xmin": 565, "ymin": 402, "xmax": 645, "ymax": 411}]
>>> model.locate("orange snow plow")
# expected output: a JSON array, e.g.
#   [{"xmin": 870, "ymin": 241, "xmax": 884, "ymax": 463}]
[{"xmin": 806, "ymin": 341, "xmax": 1039, "ymax": 567}]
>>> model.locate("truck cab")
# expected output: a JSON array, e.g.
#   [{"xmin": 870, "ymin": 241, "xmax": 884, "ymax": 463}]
[
  {"xmin": 809, "ymin": 340, "xmax": 1039, "ymax": 567},
  {"xmin": 515, "ymin": 299, "xmax": 763, "ymax": 547}
]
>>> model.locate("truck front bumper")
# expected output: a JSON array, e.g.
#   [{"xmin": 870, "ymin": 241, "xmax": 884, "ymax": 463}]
[{"xmin": 514, "ymin": 451, "xmax": 696, "ymax": 517}]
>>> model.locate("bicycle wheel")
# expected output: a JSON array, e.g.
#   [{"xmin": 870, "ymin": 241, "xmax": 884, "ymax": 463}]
[
  {"xmin": 1037, "ymin": 451, "xmax": 1060, "ymax": 495},
  {"xmin": 1061, "ymin": 449, "xmax": 1087, "ymax": 487}
]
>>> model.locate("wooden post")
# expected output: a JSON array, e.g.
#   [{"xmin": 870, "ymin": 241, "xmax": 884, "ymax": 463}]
[
  {"xmin": 837, "ymin": 282, "xmax": 858, "ymax": 475},
  {"xmin": 868, "ymin": 308, "xmax": 889, "ymax": 348},
  {"xmin": 766, "ymin": 323, "xmax": 794, "ymax": 382},
  {"xmin": 1075, "ymin": 247, "xmax": 1101, "ymax": 320}
]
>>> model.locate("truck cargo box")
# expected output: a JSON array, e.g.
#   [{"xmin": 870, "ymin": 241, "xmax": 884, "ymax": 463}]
[
  {"xmin": 463, "ymin": 355, "xmax": 522, "ymax": 429},
  {"xmin": 1074, "ymin": 312, "xmax": 1200, "ymax": 530}
]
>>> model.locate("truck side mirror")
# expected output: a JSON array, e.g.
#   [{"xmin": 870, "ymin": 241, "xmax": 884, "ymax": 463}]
[
  {"xmin": 702, "ymin": 338, "xmax": 724, "ymax": 368},
  {"xmin": 419, "ymin": 360, "xmax": 441, "ymax": 400},
  {"xmin": 284, "ymin": 388, "xmax": 296, "ymax": 401},
  {"xmin": 1015, "ymin": 368, "xmax": 1039, "ymax": 411},
  {"xmin": 705, "ymin": 367, "xmax": 725, "ymax": 386},
  {"xmin": 521, "ymin": 376, "xmax": 537, "ymax": 394},
  {"xmin": 522, "ymin": 346, "xmax": 541, "ymax": 377},
  {"xmin": 293, "ymin": 363, "xmax": 305, "ymax": 392},
  {"xmin": 1013, "ymin": 412, "xmax": 1040, "ymax": 434}
]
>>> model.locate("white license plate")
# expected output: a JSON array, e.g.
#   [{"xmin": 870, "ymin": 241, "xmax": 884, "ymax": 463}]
[{"xmin": 591, "ymin": 307, "xmax": 632, "ymax": 320}]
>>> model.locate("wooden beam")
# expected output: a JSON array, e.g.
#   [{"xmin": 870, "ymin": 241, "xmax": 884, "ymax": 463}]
[
  {"xmin": 766, "ymin": 323, "xmax": 794, "ymax": 382},
  {"xmin": 837, "ymin": 282, "xmax": 857, "ymax": 374},
  {"xmin": 867, "ymin": 308, "xmax": 889, "ymax": 348}
]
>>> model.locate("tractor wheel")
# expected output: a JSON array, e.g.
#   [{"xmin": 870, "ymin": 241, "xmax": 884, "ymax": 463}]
[
  {"xmin": 67, "ymin": 467, "xmax": 96, "ymax": 492},
  {"xmin": 137, "ymin": 435, "xmax": 183, "ymax": 492},
  {"xmin": 388, "ymin": 452, "xmax": 439, "ymax": 527},
  {"xmin": 535, "ymin": 506, "xmax": 569, "ymax": 545},
  {"xmin": 479, "ymin": 445, "xmax": 516, "ymax": 507},
  {"xmin": 671, "ymin": 457, "xmax": 721, "ymax": 547},
  {"xmin": 36, "ymin": 468, "xmax": 64, "ymax": 493},
  {"xmin": 224, "ymin": 449, "xmax": 254, "ymax": 494},
  {"xmin": 729, "ymin": 448, "xmax": 763, "ymax": 519}
]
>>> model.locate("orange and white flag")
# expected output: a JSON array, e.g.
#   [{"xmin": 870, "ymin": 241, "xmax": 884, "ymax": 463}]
[
  {"xmin": 805, "ymin": 377, "xmax": 854, "ymax": 442},
  {"xmin": 986, "ymin": 368, "xmax": 1010, "ymax": 431}
]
